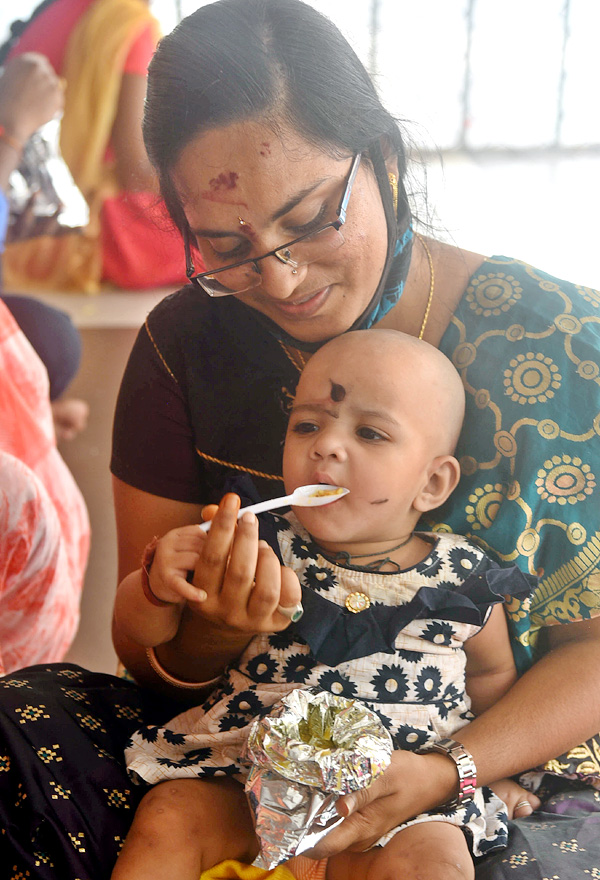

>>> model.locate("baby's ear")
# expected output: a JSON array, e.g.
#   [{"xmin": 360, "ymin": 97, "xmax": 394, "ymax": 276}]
[{"xmin": 413, "ymin": 455, "xmax": 461, "ymax": 513}]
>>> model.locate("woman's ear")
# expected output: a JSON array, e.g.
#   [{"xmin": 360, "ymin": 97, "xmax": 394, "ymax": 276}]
[
  {"xmin": 413, "ymin": 456, "xmax": 461, "ymax": 513},
  {"xmin": 380, "ymin": 135, "xmax": 399, "ymax": 177}
]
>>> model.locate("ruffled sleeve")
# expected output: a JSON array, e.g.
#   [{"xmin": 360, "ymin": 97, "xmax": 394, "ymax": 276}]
[{"xmin": 292, "ymin": 557, "xmax": 536, "ymax": 667}]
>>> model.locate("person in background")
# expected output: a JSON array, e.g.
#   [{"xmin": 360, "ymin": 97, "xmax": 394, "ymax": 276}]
[
  {"xmin": 0, "ymin": 52, "xmax": 88, "ymax": 438},
  {"xmin": 0, "ymin": 51, "xmax": 90, "ymax": 672},
  {"xmin": 0, "ymin": 0, "xmax": 188, "ymax": 292}
]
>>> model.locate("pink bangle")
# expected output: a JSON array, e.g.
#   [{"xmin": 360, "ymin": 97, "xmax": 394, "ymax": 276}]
[
  {"xmin": 140, "ymin": 536, "xmax": 173, "ymax": 608},
  {"xmin": 146, "ymin": 646, "xmax": 222, "ymax": 690},
  {"xmin": 0, "ymin": 125, "xmax": 23, "ymax": 154}
]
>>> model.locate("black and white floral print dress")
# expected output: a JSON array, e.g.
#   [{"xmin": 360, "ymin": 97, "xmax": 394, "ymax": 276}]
[{"xmin": 125, "ymin": 513, "xmax": 534, "ymax": 857}]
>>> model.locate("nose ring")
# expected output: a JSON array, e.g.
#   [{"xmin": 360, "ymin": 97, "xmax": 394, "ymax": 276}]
[{"xmin": 291, "ymin": 269, "xmax": 298, "ymax": 275}]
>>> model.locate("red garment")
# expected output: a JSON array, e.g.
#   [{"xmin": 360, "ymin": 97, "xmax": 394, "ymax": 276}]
[
  {"xmin": 0, "ymin": 300, "xmax": 89, "ymax": 673},
  {"xmin": 7, "ymin": 0, "xmax": 155, "ymax": 77},
  {"xmin": 8, "ymin": 0, "xmax": 187, "ymax": 290}
]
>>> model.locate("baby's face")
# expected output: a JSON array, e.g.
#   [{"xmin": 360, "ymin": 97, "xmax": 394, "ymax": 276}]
[{"xmin": 282, "ymin": 345, "xmax": 440, "ymax": 547}]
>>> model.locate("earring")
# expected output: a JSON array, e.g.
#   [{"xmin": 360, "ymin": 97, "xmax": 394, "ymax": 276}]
[{"xmin": 388, "ymin": 172, "xmax": 398, "ymax": 215}]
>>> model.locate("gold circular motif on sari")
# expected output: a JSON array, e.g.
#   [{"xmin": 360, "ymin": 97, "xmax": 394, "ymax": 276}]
[
  {"xmin": 516, "ymin": 529, "xmax": 540, "ymax": 557},
  {"xmin": 475, "ymin": 389, "xmax": 490, "ymax": 408},
  {"xmin": 345, "ymin": 592, "xmax": 371, "ymax": 613},
  {"xmin": 535, "ymin": 455, "xmax": 596, "ymax": 505},
  {"xmin": 537, "ymin": 419, "xmax": 560, "ymax": 440},
  {"xmin": 566, "ymin": 523, "xmax": 587, "ymax": 545},
  {"xmin": 453, "ymin": 342, "xmax": 477, "ymax": 369},
  {"xmin": 494, "ymin": 430, "xmax": 517, "ymax": 458},
  {"xmin": 459, "ymin": 455, "xmax": 478, "ymax": 476},
  {"xmin": 554, "ymin": 313, "xmax": 582, "ymax": 335},
  {"xmin": 506, "ymin": 323, "xmax": 526, "ymax": 342},
  {"xmin": 466, "ymin": 273, "xmax": 523, "ymax": 317},
  {"xmin": 503, "ymin": 353, "xmax": 561, "ymax": 404},
  {"xmin": 465, "ymin": 483, "xmax": 505, "ymax": 530},
  {"xmin": 577, "ymin": 360, "xmax": 600, "ymax": 380}
]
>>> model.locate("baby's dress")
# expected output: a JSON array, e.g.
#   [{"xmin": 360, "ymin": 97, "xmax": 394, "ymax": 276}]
[{"xmin": 126, "ymin": 514, "xmax": 534, "ymax": 857}]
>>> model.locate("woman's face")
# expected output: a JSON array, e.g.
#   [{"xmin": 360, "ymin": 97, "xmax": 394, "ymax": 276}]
[{"xmin": 172, "ymin": 120, "xmax": 390, "ymax": 342}]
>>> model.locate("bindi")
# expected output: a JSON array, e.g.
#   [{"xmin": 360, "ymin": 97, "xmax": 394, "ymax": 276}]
[
  {"xmin": 209, "ymin": 171, "xmax": 239, "ymax": 190},
  {"xmin": 329, "ymin": 381, "xmax": 346, "ymax": 402}
]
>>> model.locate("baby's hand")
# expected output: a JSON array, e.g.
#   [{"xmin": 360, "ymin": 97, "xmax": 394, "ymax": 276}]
[{"xmin": 147, "ymin": 525, "xmax": 207, "ymax": 606}]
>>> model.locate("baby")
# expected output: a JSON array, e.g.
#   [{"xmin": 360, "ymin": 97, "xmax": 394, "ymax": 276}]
[{"xmin": 111, "ymin": 329, "xmax": 536, "ymax": 880}]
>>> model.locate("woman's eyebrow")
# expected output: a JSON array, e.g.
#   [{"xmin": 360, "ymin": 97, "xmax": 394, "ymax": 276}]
[
  {"xmin": 190, "ymin": 176, "xmax": 332, "ymax": 237},
  {"xmin": 270, "ymin": 177, "xmax": 329, "ymax": 222}
]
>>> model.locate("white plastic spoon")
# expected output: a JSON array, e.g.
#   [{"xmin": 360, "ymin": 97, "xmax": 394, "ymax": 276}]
[{"xmin": 199, "ymin": 484, "xmax": 349, "ymax": 532}]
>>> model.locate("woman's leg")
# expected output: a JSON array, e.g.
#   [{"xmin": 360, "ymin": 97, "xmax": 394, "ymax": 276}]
[
  {"xmin": 111, "ymin": 777, "xmax": 259, "ymax": 880},
  {"xmin": 327, "ymin": 821, "xmax": 474, "ymax": 880}
]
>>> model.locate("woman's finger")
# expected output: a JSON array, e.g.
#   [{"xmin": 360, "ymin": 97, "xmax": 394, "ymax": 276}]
[
  {"xmin": 217, "ymin": 512, "xmax": 261, "ymax": 616},
  {"xmin": 193, "ymin": 494, "xmax": 240, "ymax": 597},
  {"xmin": 245, "ymin": 540, "xmax": 285, "ymax": 625}
]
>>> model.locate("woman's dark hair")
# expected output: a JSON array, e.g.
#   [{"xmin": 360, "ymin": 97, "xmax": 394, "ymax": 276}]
[
  {"xmin": 144, "ymin": 0, "xmax": 410, "ymax": 234},
  {"xmin": 0, "ymin": 0, "xmax": 59, "ymax": 65}
]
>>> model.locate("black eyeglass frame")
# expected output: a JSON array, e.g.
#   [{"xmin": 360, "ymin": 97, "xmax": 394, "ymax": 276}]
[{"xmin": 184, "ymin": 152, "xmax": 362, "ymax": 294}]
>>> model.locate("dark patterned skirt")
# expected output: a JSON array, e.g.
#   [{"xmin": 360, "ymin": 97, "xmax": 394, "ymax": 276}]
[{"xmin": 1, "ymin": 664, "xmax": 599, "ymax": 879}]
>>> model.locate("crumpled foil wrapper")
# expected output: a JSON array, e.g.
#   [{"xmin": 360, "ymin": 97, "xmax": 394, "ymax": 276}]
[{"xmin": 243, "ymin": 688, "xmax": 393, "ymax": 869}]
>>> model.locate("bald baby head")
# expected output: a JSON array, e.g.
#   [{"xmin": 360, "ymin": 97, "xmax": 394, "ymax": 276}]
[{"xmin": 298, "ymin": 329, "xmax": 465, "ymax": 456}]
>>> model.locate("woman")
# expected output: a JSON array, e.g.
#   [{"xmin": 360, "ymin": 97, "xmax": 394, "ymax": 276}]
[
  {"xmin": 0, "ymin": 0, "xmax": 185, "ymax": 291},
  {"xmin": 1, "ymin": 1, "xmax": 599, "ymax": 878}
]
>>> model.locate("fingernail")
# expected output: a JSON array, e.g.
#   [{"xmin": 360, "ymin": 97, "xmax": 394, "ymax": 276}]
[
  {"xmin": 223, "ymin": 493, "xmax": 240, "ymax": 512},
  {"xmin": 196, "ymin": 589, "xmax": 207, "ymax": 601},
  {"xmin": 241, "ymin": 512, "xmax": 257, "ymax": 525},
  {"xmin": 338, "ymin": 795, "xmax": 355, "ymax": 816}
]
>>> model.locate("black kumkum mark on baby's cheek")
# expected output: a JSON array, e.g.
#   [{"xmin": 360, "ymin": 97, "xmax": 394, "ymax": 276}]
[
  {"xmin": 330, "ymin": 381, "xmax": 346, "ymax": 402},
  {"xmin": 370, "ymin": 498, "xmax": 389, "ymax": 505}
]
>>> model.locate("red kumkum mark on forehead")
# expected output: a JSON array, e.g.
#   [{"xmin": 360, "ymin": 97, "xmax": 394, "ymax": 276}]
[{"xmin": 209, "ymin": 171, "xmax": 239, "ymax": 190}]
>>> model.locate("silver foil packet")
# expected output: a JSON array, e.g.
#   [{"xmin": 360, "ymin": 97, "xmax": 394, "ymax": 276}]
[{"xmin": 243, "ymin": 688, "xmax": 393, "ymax": 869}]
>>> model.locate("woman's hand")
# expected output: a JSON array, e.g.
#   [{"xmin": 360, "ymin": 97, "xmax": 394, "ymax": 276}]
[
  {"xmin": 307, "ymin": 750, "xmax": 459, "ymax": 858},
  {"xmin": 0, "ymin": 53, "xmax": 64, "ymax": 146},
  {"xmin": 192, "ymin": 493, "xmax": 301, "ymax": 633}
]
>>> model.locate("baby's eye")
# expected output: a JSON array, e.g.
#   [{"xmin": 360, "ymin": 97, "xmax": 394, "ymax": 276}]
[
  {"xmin": 291, "ymin": 420, "xmax": 319, "ymax": 435},
  {"xmin": 357, "ymin": 426, "xmax": 386, "ymax": 442}
]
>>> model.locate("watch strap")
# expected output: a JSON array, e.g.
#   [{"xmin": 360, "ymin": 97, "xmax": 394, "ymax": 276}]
[{"xmin": 416, "ymin": 737, "xmax": 477, "ymax": 810}]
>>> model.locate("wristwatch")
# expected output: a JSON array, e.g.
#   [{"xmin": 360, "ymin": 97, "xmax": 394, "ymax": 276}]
[{"xmin": 416, "ymin": 737, "xmax": 477, "ymax": 810}]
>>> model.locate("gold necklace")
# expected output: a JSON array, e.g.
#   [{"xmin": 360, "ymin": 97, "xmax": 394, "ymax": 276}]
[{"xmin": 415, "ymin": 233, "xmax": 435, "ymax": 340}]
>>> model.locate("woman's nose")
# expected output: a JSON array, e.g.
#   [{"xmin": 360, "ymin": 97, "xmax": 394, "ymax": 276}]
[{"xmin": 256, "ymin": 255, "xmax": 308, "ymax": 300}]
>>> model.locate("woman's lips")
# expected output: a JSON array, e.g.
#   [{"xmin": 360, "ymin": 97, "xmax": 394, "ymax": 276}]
[{"xmin": 267, "ymin": 285, "xmax": 331, "ymax": 319}]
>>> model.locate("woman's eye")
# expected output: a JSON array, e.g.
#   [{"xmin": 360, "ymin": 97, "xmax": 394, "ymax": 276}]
[
  {"xmin": 287, "ymin": 203, "xmax": 328, "ymax": 237},
  {"xmin": 357, "ymin": 427, "xmax": 386, "ymax": 442},
  {"xmin": 291, "ymin": 421, "xmax": 319, "ymax": 435},
  {"xmin": 202, "ymin": 238, "xmax": 250, "ymax": 264}
]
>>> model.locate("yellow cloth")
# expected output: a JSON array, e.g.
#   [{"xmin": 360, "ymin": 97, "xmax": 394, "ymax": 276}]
[
  {"xmin": 3, "ymin": 0, "xmax": 160, "ymax": 292},
  {"xmin": 200, "ymin": 861, "xmax": 296, "ymax": 880}
]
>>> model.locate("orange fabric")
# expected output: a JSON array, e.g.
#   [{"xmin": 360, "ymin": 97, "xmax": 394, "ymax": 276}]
[{"xmin": 0, "ymin": 300, "xmax": 89, "ymax": 672}]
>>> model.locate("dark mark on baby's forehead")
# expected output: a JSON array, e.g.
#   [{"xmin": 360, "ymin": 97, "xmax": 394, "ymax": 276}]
[{"xmin": 330, "ymin": 381, "xmax": 346, "ymax": 402}]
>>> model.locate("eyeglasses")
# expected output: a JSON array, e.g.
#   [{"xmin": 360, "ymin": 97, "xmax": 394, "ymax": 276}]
[{"xmin": 184, "ymin": 152, "xmax": 362, "ymax": 297}]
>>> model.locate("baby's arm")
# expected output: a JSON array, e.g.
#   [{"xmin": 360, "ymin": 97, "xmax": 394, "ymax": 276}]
[
  {"xmin": 464, "ymin": 604, "xmax": 517, "ymax": 716},
  {"xmin": 113, "ymin": 524, "xmax": 206, "ymax": 648}
]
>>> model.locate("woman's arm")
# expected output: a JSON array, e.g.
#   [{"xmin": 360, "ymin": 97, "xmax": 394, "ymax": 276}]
[
  {"xmin": 112, "ymin": 480, "xmax": 301, "ymax": 694},
  {"xmin": 309, "ymin": 614, "xmax": 600, "ymax": 857}
]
